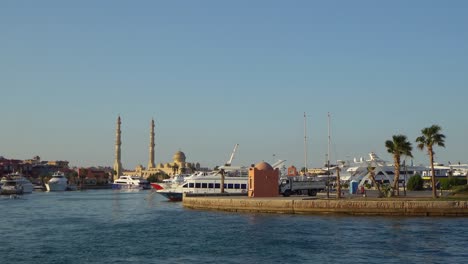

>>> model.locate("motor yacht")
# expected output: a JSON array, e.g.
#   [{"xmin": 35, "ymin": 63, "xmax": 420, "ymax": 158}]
[
  {"xmin": 112, "ymin": 175, "xmax": 151, "ymax": 190},
  {"xmin": 45, "ymin": 171, "xmax": 68, "ymax": 191},
  {"xmin": 334, "ymin": 152, "xmax": 427, "ymax": 186},
  {"xmin": 0, "ymin": 179, "xmax": 24, "ymax": 195},
  {"xmin": 1, "ymin": 172, "xmax": 34, "ymax": 193}
]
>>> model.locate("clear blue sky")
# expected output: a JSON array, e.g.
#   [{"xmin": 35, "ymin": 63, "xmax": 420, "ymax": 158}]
[{"xmin": 1, "ymin": 0, "xmax": 467, "ymax": 169}]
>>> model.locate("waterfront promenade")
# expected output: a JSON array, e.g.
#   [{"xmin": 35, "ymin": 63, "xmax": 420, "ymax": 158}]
[{"xmin": 183, "ymin": 190, "xmax": 468, "ymax": 216}]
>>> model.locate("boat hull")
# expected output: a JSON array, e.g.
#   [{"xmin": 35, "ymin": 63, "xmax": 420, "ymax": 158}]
[
  {"xmin": 112, "ymin": 184, "xmax": 151, "ymax": 190},
  {"xmin": 150, "ymin": 183, "xmax": 165, "ymax": 190},
  {"xmin": 46, "ymin": 183, "xmax": 67, "ymax": 192},
  {"xmin": 1, "ymin": 187, "xmax": 24, "ymax": 195},
  {"xmin": 157, "ymin": 191, "xmax": 183, "ymax": 202},
  {"xmin": 20, "ymin": 184, "xmax": 34, "ymax": 193}
]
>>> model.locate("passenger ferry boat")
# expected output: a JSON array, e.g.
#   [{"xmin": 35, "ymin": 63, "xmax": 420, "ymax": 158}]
[
  {"xmin": 156, "ymin": 167, "xmax": 248, "ymax": 201},
  {"xmin": 112, "ymin": 175, "xmax": 151, "ymax": 190}
]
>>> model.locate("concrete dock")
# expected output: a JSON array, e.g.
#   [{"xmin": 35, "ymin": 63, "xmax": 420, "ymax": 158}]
[{"xmin": 183, "ymin": 194, "xmax": 468, "ymax": 216}]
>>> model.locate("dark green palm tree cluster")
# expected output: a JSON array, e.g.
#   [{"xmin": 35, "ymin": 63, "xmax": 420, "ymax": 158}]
[{"xmin": 386, "ymin": 124, "xmax": 445, "ymax": 198}]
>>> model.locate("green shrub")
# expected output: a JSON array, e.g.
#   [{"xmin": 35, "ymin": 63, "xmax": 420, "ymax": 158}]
[
  {"xmin": 381, "ymin": 184, "xmax": 393, "ymax": 197},
  {"xmin": 452, "ymin": 185, "xmax": 468, "ymax": 195},
  {"xmin": 407, "ymin": 174, "xmax": 424, "ymax": 191},
  {"xmin": 439, "ymin": 177, "xmax": 467, "ymax": 190}
]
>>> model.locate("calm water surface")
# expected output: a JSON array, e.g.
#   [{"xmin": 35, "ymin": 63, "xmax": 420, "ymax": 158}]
[{"xmin": 1, "ymin": 190, "xmax": 468, "ymax": 264}]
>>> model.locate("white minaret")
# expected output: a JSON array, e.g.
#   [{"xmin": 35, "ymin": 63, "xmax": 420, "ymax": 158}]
[
  {"xmin": 148, "ymin": 118, "xmax": 155, "ymax": 169},
  {"xmin": 113, "ymin": 116, "xmax": 122, "ymax": 180}
]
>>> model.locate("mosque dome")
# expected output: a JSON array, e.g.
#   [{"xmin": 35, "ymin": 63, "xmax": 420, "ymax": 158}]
[
  {"xmin": 173, "ymin": 151, "xmax": 186, "ymax": 163},
  {"xmin": 254, "ymin": 161, "xmax": 273, "ymax": 171}
]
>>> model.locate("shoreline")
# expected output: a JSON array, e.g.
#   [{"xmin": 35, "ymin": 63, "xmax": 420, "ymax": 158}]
[{"xmin": 182, "ymin": 194, "xmax": 468, "ymax": 216}]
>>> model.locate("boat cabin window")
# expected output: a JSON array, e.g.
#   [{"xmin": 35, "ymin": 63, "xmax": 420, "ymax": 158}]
[
  {"xmin": 215, "ymin": 183, "xmax": 220, "ymax": 188},
  {"xmin": 195, "ymin": 183, "xmax": 201, "ymax": 188},
  {"xmin": 202, "ymin": 183, "xmax": 207, "ymax": 188},
  {"xmin": 241, "ymin": 184, "xmax": 247, "ymax": 189},
  {"xmin": 227, "ymin": 184, "xmax": 233, "ymax": 189},
  {"xmin": 182, "ymin": 183, "xmax": 188, "ymax": 188},
  {"xmin": 208, "ymin": 183, "xmax": 214, "ymax": 188},
  {"xmin": 189, "ymin": 183, "xmax": 194, "ymax": 188}
]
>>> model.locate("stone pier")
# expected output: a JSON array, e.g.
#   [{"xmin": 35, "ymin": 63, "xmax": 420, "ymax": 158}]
[{"xmin": 182, "ymin": 196, "xmax": 468, "ymax": 216}]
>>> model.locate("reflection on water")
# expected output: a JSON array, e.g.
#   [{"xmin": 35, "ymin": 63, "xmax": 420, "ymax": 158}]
[{"xmin": 0, "ymin": 190, "xmax": 468, "ymax": 264}]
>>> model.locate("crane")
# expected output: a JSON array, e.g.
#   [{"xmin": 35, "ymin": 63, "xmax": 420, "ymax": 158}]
[
  {"xmin": 224, "ymin": 144, "xmax": 239, "ymax": 166},
  {"xmin": 272, "ymin": 159, "xmax": 286, "ymax": 169}
]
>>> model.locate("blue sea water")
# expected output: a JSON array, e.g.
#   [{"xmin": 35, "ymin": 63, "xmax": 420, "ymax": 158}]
[{"xmin": 1, "ymin": 190, "xmax": 468, "ymax": 264}]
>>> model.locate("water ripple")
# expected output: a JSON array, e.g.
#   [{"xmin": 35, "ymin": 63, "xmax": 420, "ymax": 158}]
[{"xmin": 1, "ymin": 191, "xmax": 468, "ymax": 263}]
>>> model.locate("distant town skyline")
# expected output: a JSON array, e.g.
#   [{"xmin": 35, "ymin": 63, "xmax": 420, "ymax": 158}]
[{"xmin": 1, "ymin": 1, "xmax": 468, "ymax": 169}]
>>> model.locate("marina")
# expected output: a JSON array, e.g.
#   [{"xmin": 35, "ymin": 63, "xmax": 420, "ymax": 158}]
[{"xmin": 2, "ymin": 1, "xmax": 468, "ymax": 263}]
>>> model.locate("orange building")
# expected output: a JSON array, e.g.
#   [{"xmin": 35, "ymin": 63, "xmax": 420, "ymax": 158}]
[
  {"xmin": 287, "ymin": 165, "xmax": 299, "ymax": 176},
  {"xmin": 78, "ymin": 168, "xmax": 111, "ymax": 185},
  {"xmin": 248, "ymin": 162, "xmax": 279, "ymax": 198}
]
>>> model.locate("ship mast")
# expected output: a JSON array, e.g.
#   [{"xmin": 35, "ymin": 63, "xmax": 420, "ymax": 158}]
[
  {"xmin": 327, "ymin": 112, "xmax": 331, "ymax": 198},
  {"xmin": 328, "ymin": 112, "xmax": 331, "ymax": 168},
  {"xmin": 304, "ymin": 112, "xmax": 308, "ymax": 175}
]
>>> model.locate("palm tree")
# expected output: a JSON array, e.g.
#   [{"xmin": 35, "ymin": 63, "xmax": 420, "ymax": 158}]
[
  {"xmin": 335, "ymin": 167, "xmax": 342, "ymax": 199},
  {"xmin": 367, "ymin": 165, "xmax": 384, "ymax": 198},
  {"xmin": 416, "ymin": 125, "xmax": 446, "ymax": 198},
  {"xmin": 220, "ymin": 169, "xmax": 225, "ymax": 193},
  {"xmin": 385, "ymin": 134, "xmax": 413, "ymax": 196}
]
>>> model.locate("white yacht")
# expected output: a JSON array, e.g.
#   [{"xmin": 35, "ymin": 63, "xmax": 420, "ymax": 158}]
[
  {"xmin": 151, "ymin": 173, "xmax": 191, "ymax": 190},
  {"xmin": 0, "ymin": 179, "xmax": 24, "ymax": 195},
  {"xmin": 46, "ymin": 171, "xmax": 68, "ymax": 191},
  {"xmin": 112, "ymin": 175, "xmax": 151, "ymax": 190},
  {"xmin": 449, "ymin": 163, "xmax": 468, "ymax": 177},
  {"xmin": 156, "ymin": 166, "xmax": 249, "ymax": 201},
  {"xmin": 1, "ymin": 172, "xmax": 34, "ymax": 193},
  {"xmin": 335, "ymin": 152, "xmax": 427, "ymax": 186}
]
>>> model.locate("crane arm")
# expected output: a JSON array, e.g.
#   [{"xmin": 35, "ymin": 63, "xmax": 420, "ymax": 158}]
[{"xmin": 225, "ymin": 144, "xmax": 239, "ymax": 166}]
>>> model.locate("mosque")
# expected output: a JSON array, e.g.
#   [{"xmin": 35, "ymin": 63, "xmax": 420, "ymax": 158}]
[{"xmin": 112, "ymin": 116, "xmax": 203, "ymax": 180}]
